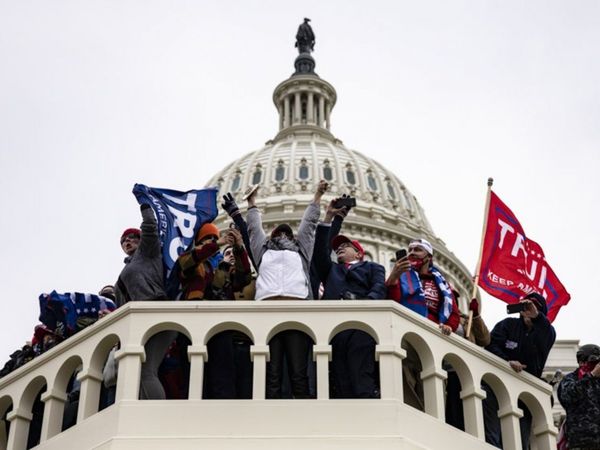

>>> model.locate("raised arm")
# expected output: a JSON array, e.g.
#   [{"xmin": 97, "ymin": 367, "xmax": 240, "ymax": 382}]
[
  {"xmin": 296, "ymin": 180, "xmax": 328, "ymax": 261},
  {"xmin": 245, "ymin": 187, "xmax": 266, "ymax": 267},
  {"xmin": 222, "ymin": 192, "xmax": 257, "ymax": 270},
  {"xmin": 138, "ymin": 204, "xmax": 161, "ymax": 258}
]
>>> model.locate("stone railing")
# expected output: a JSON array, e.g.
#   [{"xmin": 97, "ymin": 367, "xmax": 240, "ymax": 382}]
[{"xmin": 0, "ymin": 301, "xmax": 557, "ymax": 450}]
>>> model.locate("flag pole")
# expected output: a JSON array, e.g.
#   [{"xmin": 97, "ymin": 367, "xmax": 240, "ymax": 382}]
[{"xmin": 466, "ymin": 177, "xmax": 494, "ymax": 339}]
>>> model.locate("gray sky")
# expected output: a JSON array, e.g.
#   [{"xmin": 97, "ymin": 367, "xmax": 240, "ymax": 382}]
[{"xmin": 1, "ymin": 1, "xmax": 598, "ymax": 359}]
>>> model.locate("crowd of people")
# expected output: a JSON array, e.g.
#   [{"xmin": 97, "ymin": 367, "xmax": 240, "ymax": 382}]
[{"xmin": 2, "ymin": 180, "xmax": 598, "ymax": 449}]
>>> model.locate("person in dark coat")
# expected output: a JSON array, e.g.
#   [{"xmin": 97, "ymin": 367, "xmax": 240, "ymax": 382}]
[
  {"xmin": 483, "ymin": 292, "xmax": 556, "ymax": 449},
  {"xmin": 558, "ymin": 343, "xmax": 600, "ymax": 450},
  {"xmin": 314, "ymin": 198, "xmax": 386, "ymax": 398}
]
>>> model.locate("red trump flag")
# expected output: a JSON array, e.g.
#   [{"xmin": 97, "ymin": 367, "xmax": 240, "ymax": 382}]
[{"xmin": 477, "ymin": 191, "xmax": 570, "ymax": 322}]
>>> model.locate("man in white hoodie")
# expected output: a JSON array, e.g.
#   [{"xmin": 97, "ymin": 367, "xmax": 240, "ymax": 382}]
[{"xmin": 246, "ymin": 180, "xmax": 327, "ymax": 398}]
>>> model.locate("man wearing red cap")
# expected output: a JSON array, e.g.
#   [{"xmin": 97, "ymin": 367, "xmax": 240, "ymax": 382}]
[
  {"xmin": 313, "ymin": 199, "xmax": 386, "ymax": 398},
  {"xmin": 115, "ymin": 204, "xmax": 175, "ymax": 400}
]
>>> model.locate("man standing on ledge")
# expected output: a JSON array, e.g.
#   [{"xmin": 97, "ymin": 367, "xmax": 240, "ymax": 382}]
[
  {"xmin": 483, "ymin": 292, "xmax": 556, "ymax": 449},
  {"xmin": 384, "ymin": 238, "xmax": 460, "ymax": 410},
  {"xmin": 313, "ymin": 199, "xmax": 386, "ymax": 398},
  {"xmin": 246, "ymin": 180, "xmax": 327, "ymax": 399}
]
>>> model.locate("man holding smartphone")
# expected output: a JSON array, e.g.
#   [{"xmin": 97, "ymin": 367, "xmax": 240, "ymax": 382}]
[
  {"xmin": 313, "ymin": 198, "xmax": 386, "ymax": 398},
  {"xmin": 385, "ymin": 238, "xmax": 460, "ymax": 334},
  {"xmin": 482, "ymin": 292, "xmax": 556, "ymax": 448}
]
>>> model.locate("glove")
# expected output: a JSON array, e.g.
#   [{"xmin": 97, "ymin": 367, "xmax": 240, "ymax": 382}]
[
  {"xmin": 221, "ymin": 192, "xmax": 241, "ymax": 218},
  {"xmin": 469, "ymin": 298, "xmax": 480, "ymax": 316},
  {"xmin": 341, "ymin": 291, "xmax": 358, "ymax": 300}
]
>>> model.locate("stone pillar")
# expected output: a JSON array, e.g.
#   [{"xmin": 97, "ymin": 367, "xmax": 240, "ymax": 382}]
[
  {"xmin": 307, "ymin": 92, "xmax": 314, "ymax": 124},
  {"xmin": 77, "ymin": 368, "xmax": 103, "ymax": 421},
  {"xmin": 376, "ymin": 345, "xmax": 406, "ymax": 400},
  {"xmin": 313, "ymin": 344, "xmax": 332, "ymax": 400},
  {"xmin": 278, "ymin": 102, "xmax": 283, "ymax": 130},
  {"xmin": 40, "ymin": 389, "xmax": 67, "ymax": 441},
  {"xmin": 250, "ymin": 345, "xmax": 270, "ymax": 400},
  {"xmin": 325, "ymin": 103, "xmax": 332, "ymax": 130},
  {"xmin": 6, "ymin": 408, "xmax": 32, "ymax": 450},
  {"xmin": 294, "ymin": 92, "xmax": 301, "ymax": 124},
  {"xmin": 114, "ymin": 346, "xmax": 145, "ymax": 401},
  {"xmin": 498, "ymin": 405, "xmax": 524, "ymax": 450},
  {"xmin": 318, "ymin": 96, "xmax": 325, "ymax": 127},
  {"xmin": 283, "ymin": 96, "xmax": 290, "ymax": 128},
  {"xmin": 421, "ymin": 367, "xmax": 447, "ymax": 419},
  {"xmin": 187, "ymin": 345, "xmax": 208, "ymax": 400},
  {"xmin": 461, "ymin": 385, "xmax": 486, "ymax": 439},
  {"xmin": 533, "ymin": 421, "xmax": 558, "ymax": 450}
]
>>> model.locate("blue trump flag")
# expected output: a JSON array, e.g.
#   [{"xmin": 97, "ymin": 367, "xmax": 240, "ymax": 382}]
[
  {"xmin": 39, "ymin": 291, "xmax": 117, "ymax": 336},
  {"xmin": 132, "ymin": 184, "xmax": 218, "ymax": 275}
]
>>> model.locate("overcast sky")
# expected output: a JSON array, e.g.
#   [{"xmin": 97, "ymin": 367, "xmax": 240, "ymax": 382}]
[{"xmin": 0, "ymin": 1, "xmax": 598, "ymax": 360}]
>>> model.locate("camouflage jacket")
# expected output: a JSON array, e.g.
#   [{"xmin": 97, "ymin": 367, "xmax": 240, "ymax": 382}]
[{"xmin": 557, "ymin": 369, "xmax": 600, "ymax": 448}]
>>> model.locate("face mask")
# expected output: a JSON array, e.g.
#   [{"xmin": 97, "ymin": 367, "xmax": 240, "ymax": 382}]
[{"xmin": 408, "ymin": 256, "xmax": 427, "ymax": 271}]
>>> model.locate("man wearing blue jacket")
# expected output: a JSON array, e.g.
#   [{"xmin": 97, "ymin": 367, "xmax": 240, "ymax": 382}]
[{"xmin": 314, "ymin": 199, "xmax": 386, "ymax": 398}]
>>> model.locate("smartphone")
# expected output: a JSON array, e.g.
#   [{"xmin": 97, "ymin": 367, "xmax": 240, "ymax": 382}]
[
  {"xmin": 334, "ymin": 197, "xmax": 357, "ymax": 209},
  {"xmin": 506, "ymin": 303, "xmax": 526, "ymax": 314},
  {"xmin": 395, "ymin": 249, "xmax": 407, "ymax": 261}
]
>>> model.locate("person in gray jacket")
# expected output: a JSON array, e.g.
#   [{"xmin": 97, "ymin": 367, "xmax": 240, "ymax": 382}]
[
  {"xmin": 246, "ymin": 180, "xmax": 327, "ymax": 398},
  {"xmin": 115, "ymin": 204, "xmax": 176, "ymax": 400}
]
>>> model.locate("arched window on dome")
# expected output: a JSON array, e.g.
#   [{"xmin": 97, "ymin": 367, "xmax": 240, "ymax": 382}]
[
  {"xmin": 274, "ymin": 159, "xmax": 286, "ymax": 182},
  {"xmin": 366, "ymin": 169, "xmax": 378, "ymax": 191},
  {"xmin": 230, "ymin": 172, "xmax": 241, "ymax": 192},
  {"xmin": 345, "ymin": 163, "xmax": 356, "ymax": 186},
  {"xmin": 402, "ymin": 187, "xmax": 413, "ymax": 210},
  {"xmin": 322, "ymin": 159, "xmax": 333, "ymax": 181},
  {"xmin": 252, "ymin": 164, "xmax": 263, "ymax": 185},
  {"xmin": 298, "ymin": 158, "xmax": 309, "ymax": 180},
  {"xmin": 385, "ymin": 177, "xmax": 396, "ymax": 200}
]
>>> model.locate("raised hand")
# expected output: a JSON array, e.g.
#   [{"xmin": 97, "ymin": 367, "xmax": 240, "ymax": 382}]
[
  {"xmin": 324, "ymin": 197, "xmax": 347, "ymax": 223},
  {"xmin": 221, "ymin": 192, "xmax": 240, "ymax": 218}
]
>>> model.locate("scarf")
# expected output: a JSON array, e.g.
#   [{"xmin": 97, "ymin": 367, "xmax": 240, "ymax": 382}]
[
  {"xmin": 265, "ymin": 236, "xmax": 300, "ymax": 252},
  {"xmin": 399, "ymin": 266, "xmax": 453, "ymax": 324},
  {"xmin": 578, "ymin": 361, "xmax": 599, "ymax": 379}
]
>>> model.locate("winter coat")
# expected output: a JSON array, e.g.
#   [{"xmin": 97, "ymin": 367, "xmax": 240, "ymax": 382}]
[
  {"xmin": 115, "ymin": 205, "xmax": 167, "ymax": 306},
  {"xmin": 558, "ymin": 369, "xmax": 600, "ymax": 449}
]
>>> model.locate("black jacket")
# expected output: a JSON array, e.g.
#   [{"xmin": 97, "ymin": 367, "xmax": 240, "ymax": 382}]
[
  {"xmin": 313, "ymin": 224, "xmax": 386, "ymax": 300},
  {"xmin": 485, "ymin": 314, "xmax": 556, "ymax": 378}
]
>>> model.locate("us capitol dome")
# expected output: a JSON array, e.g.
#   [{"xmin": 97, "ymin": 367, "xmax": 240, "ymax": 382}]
[{"xmin": 205, "ymin": 40, "xmax": 474, "ymax": 309}]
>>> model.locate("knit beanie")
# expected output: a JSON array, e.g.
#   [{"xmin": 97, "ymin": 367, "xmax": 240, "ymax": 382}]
[
  {"xmin": 120, "ymin": 228, "xmax": 141, "ymax": 243},
  {"xmin": 195, "ymin": 223, "xmax": 220, "ymax": 244}
]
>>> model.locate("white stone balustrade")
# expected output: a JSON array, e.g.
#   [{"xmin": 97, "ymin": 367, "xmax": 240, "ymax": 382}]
[{"xmin": 0, "ymin": 301, "xmax": 557, "ymax": 450}]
